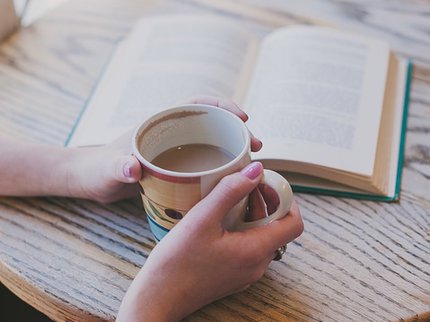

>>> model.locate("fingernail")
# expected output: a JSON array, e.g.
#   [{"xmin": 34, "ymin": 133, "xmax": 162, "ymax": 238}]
[
  {"xmin": 242, "ymin": 112, "xmax": 249, "ymax": 121},
  {"xmin": 123, "ymin": 162, "xmax": 132, "ymax": 178},
  {"xmin": 241, "ymin": 162, "xmax": 263, "ymax": 179}
]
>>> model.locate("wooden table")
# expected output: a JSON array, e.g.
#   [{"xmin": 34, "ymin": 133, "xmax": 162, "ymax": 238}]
[{"xmin": 1, "ymin": 0, "xmax": 429, "ymax": 321}]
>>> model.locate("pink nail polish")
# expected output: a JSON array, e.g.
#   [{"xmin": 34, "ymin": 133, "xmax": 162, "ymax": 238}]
[
  {"xmin": 242, "ymin": 112, "xmax": 249, "ymax": 121},
  {"xmin": 123, "ymin": 162, "xmax": 132, "ymax": 178},
  {"xmin": 241, "ymin": 162, "xmax": 263, "ymax": 179}
]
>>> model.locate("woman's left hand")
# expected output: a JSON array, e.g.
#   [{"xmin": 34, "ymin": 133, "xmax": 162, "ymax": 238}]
[{"xmin": 65, "ymin": 96, "xmax": 262, "ymax": 203}]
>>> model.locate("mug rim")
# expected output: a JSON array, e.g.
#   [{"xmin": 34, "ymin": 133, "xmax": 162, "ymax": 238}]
[{"xmin": 132, "ymin": 104, "xmax": 251, "ymax": 178}]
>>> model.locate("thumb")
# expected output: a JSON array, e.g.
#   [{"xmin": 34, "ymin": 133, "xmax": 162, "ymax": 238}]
[
  {"xmin": 190, "ymin": 162, "xmax": 264, "ymax": 223},
  {"xmin": 111, "ymin": 155, "xmax": 142, "ymax": 183}
]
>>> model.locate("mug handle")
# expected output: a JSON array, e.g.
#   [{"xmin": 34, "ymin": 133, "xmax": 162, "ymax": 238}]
[{"xmin": 233, "ymin": 170, "xmax": 293, "ymax": 231}]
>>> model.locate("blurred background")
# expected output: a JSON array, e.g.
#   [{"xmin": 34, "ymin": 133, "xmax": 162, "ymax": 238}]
[{"xmin": 14, "ymin": 0, "xmax": 68, "ymax": 25}]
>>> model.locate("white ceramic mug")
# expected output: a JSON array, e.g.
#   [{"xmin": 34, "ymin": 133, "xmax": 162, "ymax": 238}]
[{"xmin": 132, "ymin": 104, "xmax": 293, "ymax": 241}]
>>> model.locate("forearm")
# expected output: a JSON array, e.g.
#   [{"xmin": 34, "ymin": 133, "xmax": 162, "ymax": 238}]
[
  {"xmin": 0, "ymin": 136, "xmax": 73, "ymax": 197},
  {"xmin": 116, "ymin": 268, "xmax": 194, "ymax": 322}
]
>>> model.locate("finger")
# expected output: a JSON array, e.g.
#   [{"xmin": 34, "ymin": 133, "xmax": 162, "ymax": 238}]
[
  {"xmin": 258, "ymin": 183, "xmax": 280, "ymax": 214},
  {"xmin": 185, "ymin": 95, "xmax": 248, "ymax": 122},
  {"xmin": 246, "ymin": 188, "xmax": 267, "ymax": 222},
  {"xmin": 243, "ymin": 199, "xmax": 304, "ymax": 251},
  {"xmin": 185, "ymin": 96, "xmax": 263, "ymax": 150},
  {"xmin": 189, "ymin": 162, "xmax": 264, "ymax": 224},
  {"xmin": 113, "ymin": 155, "xmax": 142, "ymax": 183},
  {"xmin": 250, "ymin": 130, "xmax": 263, "ymax": 152}
]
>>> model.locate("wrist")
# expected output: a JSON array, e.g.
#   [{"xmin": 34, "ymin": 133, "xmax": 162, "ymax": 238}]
[
  {"xmin": 26, "ymin": 145, "xmax": 87, "ymax": 199},
  {"xmin": 117, "ymin": 268, "xmax": 193, "ymax": 322},
  {"xmin": 61, "ymin": 147, "xmax": 99, "ymax": 200},
  {"xmin": 35, "ymin": 145, "xmax": 76, "ymax": 197},
  {"xmin": 117, "ymin": 287, "xmax": 173, "ymax": 322},
  {"xmin": 0, "ymin": 139, "xmax": 74, "ymax": 197}
]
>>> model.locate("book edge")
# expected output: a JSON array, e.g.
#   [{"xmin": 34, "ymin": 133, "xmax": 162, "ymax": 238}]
[
  {"xmin": 64, "ymin": 39, "xmax": 123, "ymax": 147},
  {"xmin": 291, "ymin": 184, "xmax": 396, "ymax": 202},
  {"xmin": 393, "ymin": 59, "xmax": 413, "ymax": 200}
]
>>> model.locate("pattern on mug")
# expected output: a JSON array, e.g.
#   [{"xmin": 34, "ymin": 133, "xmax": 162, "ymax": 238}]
[{"xmin": 141, "ymin": 193, "xmax": 185, "ymax": 231}]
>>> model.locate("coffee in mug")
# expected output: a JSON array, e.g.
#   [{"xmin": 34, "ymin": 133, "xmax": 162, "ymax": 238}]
[
  {"xmin": 151, "ymin": 144, "xmax": 235, "ymax": 172},
  {"xmin": 132, "ymin": 104, "xmax": 293, "ymax": 241}
]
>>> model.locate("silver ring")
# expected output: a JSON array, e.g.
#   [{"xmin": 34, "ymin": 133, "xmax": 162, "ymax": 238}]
[{"xmin": 273, "ymin": 245, "xmax": 287, "ymax": 261}]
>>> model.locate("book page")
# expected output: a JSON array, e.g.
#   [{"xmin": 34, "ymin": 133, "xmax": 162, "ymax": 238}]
[
  {"xmin": 67, "ymin": 15, "xmax": 259, "ymax": 146},
  {"xmin": 245, "ymin": 26, "xmax": 390, "ymax": 176}
]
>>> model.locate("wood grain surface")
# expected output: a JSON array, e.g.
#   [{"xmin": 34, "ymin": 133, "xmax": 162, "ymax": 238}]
[{"xmin": 0, "ymin": 0, "xmax": 429, "ymax": 321}]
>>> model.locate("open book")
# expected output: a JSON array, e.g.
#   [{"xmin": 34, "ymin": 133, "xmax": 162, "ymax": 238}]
[{"xmin": 66, "ymin": 15, "xmax": 411, "ymax": 201}]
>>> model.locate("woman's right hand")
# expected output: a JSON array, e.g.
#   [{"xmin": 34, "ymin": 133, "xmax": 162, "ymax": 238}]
[{"xmin": 116, "ymin": 161, "xmax": 304, "ymax": 322}]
